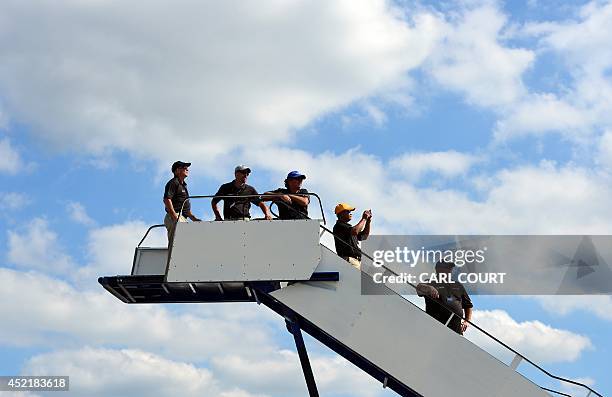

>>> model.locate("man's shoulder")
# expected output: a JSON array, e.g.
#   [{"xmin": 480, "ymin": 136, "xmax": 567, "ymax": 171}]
[
  {"xmin": 333, "ymin": 220, "xmax": 351, "ymax": 230},
  {"xmin": 217, "ymin": 181, "xmax": 234, "ymax": 190},
  {"xmin": 244, "ymin": 184, "xmax": 258, "ymax": 193},
  {"xmin": 165, "ymin": 177, "xmax": 179, "ymax": 190}
]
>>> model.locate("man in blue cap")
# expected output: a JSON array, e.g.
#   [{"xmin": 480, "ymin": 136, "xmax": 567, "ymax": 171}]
[{"xmin": 263, "ymin": 171, "xmax": 310, "ymax": 220}]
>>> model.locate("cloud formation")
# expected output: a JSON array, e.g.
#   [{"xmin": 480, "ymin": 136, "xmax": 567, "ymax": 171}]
[{"xmin": 0, "ymin": 0, "xmax": 440, "ymax": 163}]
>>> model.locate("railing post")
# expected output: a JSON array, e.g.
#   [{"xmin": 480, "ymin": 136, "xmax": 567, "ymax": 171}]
[{"xmin": 509, "ymin": 354, "xmax": 522, "ymax": 370}]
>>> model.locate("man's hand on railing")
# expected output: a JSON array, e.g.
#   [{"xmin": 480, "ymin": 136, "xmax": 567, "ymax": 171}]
[{"xmin": 416, "ymin": 283, "xmax": 439, "ymax": 299}]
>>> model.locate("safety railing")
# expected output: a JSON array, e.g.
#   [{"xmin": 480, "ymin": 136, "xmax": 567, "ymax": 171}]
[{"xmin": 179, "ymin": 193, "xmax": 326, "ymax": 224}]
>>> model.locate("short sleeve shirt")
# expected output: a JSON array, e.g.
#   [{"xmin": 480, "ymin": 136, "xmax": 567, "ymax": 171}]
[
  {"xmin": 212, "ymin": 182, "xmax": 261, "ymax": 219},
  {"xmin": 164, "ymin": 177, "xmax": 190, "ymax": 216},
  {"xmin": 271, "ymin": 188, "xmax": 309, "ymax": 219},
  {"xmin": 333, "ymin": 220, "xmax": 363, "ymax": 259},
  {"xmin": 424, "ymin": 281, "xmax": 473, "ymax": 321}
]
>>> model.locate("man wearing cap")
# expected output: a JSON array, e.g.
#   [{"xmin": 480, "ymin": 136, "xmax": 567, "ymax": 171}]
[
  {"xmin": 416, "ymin": 260, "xmax": 473, "ymax": 335},
  {"xmin": 333, "ymin": 203, "xmax": 372, "ymax": 269},
  {"xmin": 212, "ymin": 165, "xmax": 273, "ymax": 221},
  {"xmin": 163, "ymin": 161, "xmax": 201, "ymax": 240},
  {"xmin": 263, "ymin": 171, "xmax": 309, "ymax": 220}
]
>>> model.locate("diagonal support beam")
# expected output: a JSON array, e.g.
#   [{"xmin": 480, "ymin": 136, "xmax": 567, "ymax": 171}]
[{"xmin": 288, "ymin": 318, "xmax": 320, "ymax": 397}]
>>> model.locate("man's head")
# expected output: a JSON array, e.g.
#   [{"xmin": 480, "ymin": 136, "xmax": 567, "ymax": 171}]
[
  {"xmin": 435, "ymin": 260, "xmax": 455, "ymax": 274},
  {"xmin": 335, "ymin": 203, "xmax": 355, "ymax": 222},
  {"xmin": 172, "ymin": 161, "xmax": 191, "ymax": 179},
  {"xmin": 284, "ymin": 170, "xmax": 306, "ymax": 192},
  {"xmin": 234, "ymin": 164, "xmax": 251, "ymax": 185}
]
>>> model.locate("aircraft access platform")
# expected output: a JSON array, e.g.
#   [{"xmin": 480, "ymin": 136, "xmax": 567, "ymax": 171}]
[{"xmin": 99, "ymin": 198, "xmax": 602, "ymax": 397}]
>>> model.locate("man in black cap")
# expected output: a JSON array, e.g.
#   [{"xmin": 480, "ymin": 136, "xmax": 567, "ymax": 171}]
[
  {"xmin": 212, "ymin": 165, "xmax": 273, "ymax": 221},
  {"xmin": 416, "ymin": 260, "xmax": 473, "ymax": 335},
  {"xmin": 163, "ymin": 161, "xmax": 201, "ymax": 240},
  {"xmin": 263, "ymin": 170, "xmax": 310, "ymax": 220}
]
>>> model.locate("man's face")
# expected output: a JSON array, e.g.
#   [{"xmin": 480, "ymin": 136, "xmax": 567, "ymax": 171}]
[
  {"xmin": 339, "ymin": 210, "xmax": 352, "ymax": 222},
  {"xmin": 176, "ymin": 166, "xmax": 189, "ymax": 179},
  {"xmin": 286, "ymin": 178, "xmax": 303, "ymax": 192},
  {"xmin": 436, "ymin": 267, "xmax": 453, "ymax": 275},
  {"xmin": 235, "ymin": 170, "xmax": 249, "ymax": 184}
]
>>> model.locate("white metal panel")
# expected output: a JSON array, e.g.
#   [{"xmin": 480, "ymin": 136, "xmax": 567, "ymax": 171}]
[
  {"xmin": 132, "ymin": 248, "xmax": 168, "ymax": 275},
  {"xmin": 270, "ymin": 246, "xmax": 549, "ymax": 397},
  {"xmin": 166, "ymin": 219, "xmax": 321, "ymax": 282}
]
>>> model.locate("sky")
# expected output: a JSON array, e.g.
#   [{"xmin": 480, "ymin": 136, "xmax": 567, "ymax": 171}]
[{"xmin": 0, "ymin": 0, "xmax": 611, "ymax": 396}]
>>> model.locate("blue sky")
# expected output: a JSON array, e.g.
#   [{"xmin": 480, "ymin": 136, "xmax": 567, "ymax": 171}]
[{"xmin": 1, "ymin": 0, "xmax": 611, "ymax": 396}]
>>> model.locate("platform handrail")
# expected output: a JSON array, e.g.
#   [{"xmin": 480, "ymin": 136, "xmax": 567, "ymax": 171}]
[
  {"xmin": 182, "ymin": 192, "xmax": 326, "ymax": 224},
  {"xmin": 137, "ymin": 224, "xmax": 165, "ymax": 247}
]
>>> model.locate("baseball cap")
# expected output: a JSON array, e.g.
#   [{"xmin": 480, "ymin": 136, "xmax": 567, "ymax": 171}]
[
  {"xmin": 334, "ymin": 203, "xmax": 356, "ymax": 214},
  {"xmin": 286, "ymin": 170, "xmax": 306, "ymax": 180},
  {"xmin": 235, "ymin": 165, "xmax": 251, "ymax": 173},
  {"xmin": 171, "ymin": 161, "xmax": 191, "ymax": 172}
]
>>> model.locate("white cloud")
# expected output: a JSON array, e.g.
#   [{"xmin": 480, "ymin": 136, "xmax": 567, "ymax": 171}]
[
  {"xmin": 0, "ymin": 192, "xmax": 31, "ymax": 210},
  {"xmin": 0, "ymin": 136, "xmax": 22, "ymax": 174},
  {"xmin": 76, "ymin": 220, "xmax": 166, "ymax": 283},
  {"xmin": 597, "ymin": 129, "xmax": 612, "ymax": 170},
  {"xmin": 494, "ymin": 93, "xmax": 591, "ymax": 141},
  {"xmin": 7, "ymin": 218, "xmax": 75, "ymax": 275},
  {"xmin": 0, "ymin": 0, "xmax": 441, "ymax": 164},
  {"xmin": 426, "ymin": 3, "xmax": 534, "ymax": 108},
  {"xmin": 0, "ymin": 267, "xmax": 277, "ymax": 362},
  {"xmin": 496, "ymin": 1, "xmax": 612, "ymax": 142},
  {"xmin": 534, "ymin": 295, "xmax": 612, "ymax": 321},
  {"xmin": 0, "ymin": 104, "xmax": 8, "ymax": 130},
  {"xmin": 22, "ymin": 347, "xmax": 260, "ymax": 397},
  {"xmin": 389, "ymin": 150, "xmax": 480, "ymax": 179},
  {"xmin": 212, "ymin": 350, "xmax": 389, "ymax": 397},
  {"xmin": 66, "ymin": 201, "xmax": 96, "ymax": 227},
  {"xmin": 465, "ymin": 309, "xmax": 592, "ymax": 364}
]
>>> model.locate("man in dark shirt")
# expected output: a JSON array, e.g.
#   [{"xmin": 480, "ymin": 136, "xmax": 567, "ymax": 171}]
[
  {"xmin": 263, "ymin": 170, "xmax": 310, "ymax": 220},
  {"xmin": 417, "ymin": 260, "xmax": 473, "ymax": 335},
  {"xmin": 163, "ymin": 161, "xmax": 201, "ymax": 240},
  {"xmin": 212, "ymin": 165, "xmax": 273, "ymax": 221},
  {"xmin": 333, "ymin": 203, "xmax": 372, "ymax": 269}
]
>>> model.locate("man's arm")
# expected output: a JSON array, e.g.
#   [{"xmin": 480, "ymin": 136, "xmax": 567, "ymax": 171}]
[
  {"xmin": 351, "ymin": 210, "xmax": 370, "ymax": 236},
  {"xmin": 185, "ymin": 210, "xmax": 201, "ymax": 222},
  {"xmin": 262, "ymin": 190, "xmax": 291, "ymax": 204},
  {"xmin": 258, "ymin": 202, "xmax": 273, "ymax": 220},
  {"xmin": 211, "ymin": 186, "xmax": 224, "ymax": 221},
  {"xmin": 461, "ymin": 288, "xmax": 473, "ymax": 333},
  {"xmin": 358, "ymin": 211, "xmax": 372, "ymax": 240},
  {"xmin": 211, "ymin": 201, "xmax": 223, "ymax": 221},
  {"xmin": 287, "ymin": 193, "xmax": 309, "ymax": 207},
  {"xmin": 416, "ymin": 283, "xmax": 439, "ymax": 299},
  {"xmin": 164, "ymin": 198, "xmax": 179, "ymax": 221},
  {"xmin": 461, "ymin": 307, "xmax": 473, "ymax": 333}
]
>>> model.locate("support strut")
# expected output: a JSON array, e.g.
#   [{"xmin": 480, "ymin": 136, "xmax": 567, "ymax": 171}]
[{"xmin": 288, "ymin": 318, "xmax": 320, "ymax": 397}]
